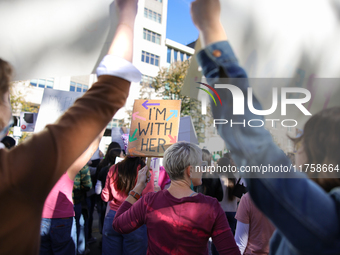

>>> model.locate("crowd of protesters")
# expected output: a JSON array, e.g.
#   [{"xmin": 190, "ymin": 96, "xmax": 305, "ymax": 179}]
[{"xmin": 1, "ymin": 0, "xmax": 340, "ymax": 254}]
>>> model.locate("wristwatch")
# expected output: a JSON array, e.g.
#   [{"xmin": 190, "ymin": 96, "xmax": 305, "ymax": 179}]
[{"xmin": 129, "ymin": 190, "xmax": 141, "ymax": 200}]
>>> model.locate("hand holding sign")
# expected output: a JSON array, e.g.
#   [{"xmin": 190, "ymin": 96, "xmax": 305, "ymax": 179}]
[
  {"xmin": 134, "ymin": 165, "xmax": 150, "ymax": 191},
  {"xmin": 128, "ymin": 100, "xmax": 181, "ymax": 157}
]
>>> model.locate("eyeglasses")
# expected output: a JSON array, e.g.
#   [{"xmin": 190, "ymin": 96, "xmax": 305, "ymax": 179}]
[{"xmin": 0, "ymin": 117, "xmax": 14, "ymax": 141}]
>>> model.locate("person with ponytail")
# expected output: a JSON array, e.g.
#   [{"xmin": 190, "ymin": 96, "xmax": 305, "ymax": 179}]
[{"xmin": 101, "ymin": 156, "xmax": 154, "ymax": 255}]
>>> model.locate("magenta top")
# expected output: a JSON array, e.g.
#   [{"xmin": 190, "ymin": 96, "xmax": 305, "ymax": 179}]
[
  {"xmin": 113, "ymin": 190, "xmax": 240, "ymax": 255},
  {"xmin": 101, "ymin": 164, "xmax": 154, "ymax": 211},
  {"xmin": 42, "ymin": 172, "xmax": 74, "ymax": 218}
]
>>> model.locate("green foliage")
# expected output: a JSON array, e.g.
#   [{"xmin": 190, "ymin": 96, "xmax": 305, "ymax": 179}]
[
  {"xmin": 9, "ymin": 83, "xmax": 39, "ymax": 144},
  {"xmin": 150, "ymin": 61, "xmax": 211, "ymax": 143},
  {"xmin": 10, "ymin": 85, "xmax": 40, "ymax": 114}
]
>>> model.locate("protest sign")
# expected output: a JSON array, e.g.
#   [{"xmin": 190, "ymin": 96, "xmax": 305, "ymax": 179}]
[
  {"xmin": 182, "ymin": 0, "xmax": 340, "ymax": 128},
  {"xmin": 0, "ymin": 0, "xmax": 118, "ymax": 81},
  {"xmin": 35, "ymin": 89, "xmax": 83, "ymax": 132},
  {"xmin": 127, "ymin": 100, "xmax": 181, "ymax": 157},
  {"xmin": 20, "ymin": 112, "xmax": 38, "ymax": 132}
]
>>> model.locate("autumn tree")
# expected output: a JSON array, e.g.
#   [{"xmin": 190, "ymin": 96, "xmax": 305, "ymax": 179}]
[
  {"xmin": 9, "ymin": 82, "xmax": 40, "ymax": 143},
  {"xmin": 145, "ymin": 60, "xmax": 211, "ymax": 143}
]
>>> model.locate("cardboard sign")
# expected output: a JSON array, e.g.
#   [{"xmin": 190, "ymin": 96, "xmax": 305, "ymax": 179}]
[
  {"xmin": 35, "ymin": 88, "xmax": 83, "ymax": 132},
  {"xmin": 0, "ymin": 0, "xmax": 118, "ymax": 81},
  {"xmin": 127, "ymin": 100, "xmax": 181, "ymax": 157},
  {"xmin": 20, "ymin": 112, "xmax": 38, "ymax": 132},
  {"xmin": 182, "ymin": 0, "xmax": 340, "ymax": 128}
]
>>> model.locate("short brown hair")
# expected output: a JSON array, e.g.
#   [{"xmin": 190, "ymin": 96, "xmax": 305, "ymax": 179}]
[
  {"xmin": 0, "ymin": 59, "xmax": 13, "ymax": 102},
  {"xmin": 291, "ymin": 107, "xmax": 340, "ymax": 192}
]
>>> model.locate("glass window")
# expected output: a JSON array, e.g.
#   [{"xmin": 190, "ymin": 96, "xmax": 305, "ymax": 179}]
[
  {"xmin": 38, "ymin": 79, "xmax": 46, "ymax": 88},
  {"xmin": 145, "ymin": 52, "xmax": 150, "ymax": 63},
  {"xmin": 143, "ymin": 29, "xmax": 146, "ymax": 39},
  {"xmin": 144, "ymin": 8, "xmax": 148, "ymax": 18},
  {"xmin": 76, "ymin": 83, "xmax": 82, "ymax": 92},
  {"xmin": 46, "ymin": 80, "xmax": 54, "ymax": 89},
  {"xmin": 141, "ymin": 51, "xmax": 145, "ymax": 62},
  {"xmin": 180, "ymin": 52, "xmax": 184, "ymax": 62},
  {"xmin": 142, "ymin": 51, "xmax": 159, "ymax": 66},
  {"xmin": 83, "ymin": 85, "xmax": 88, "ymax": 92},
  {"xmin": 149, "ymin": 9, "xmax": 153, "ymax": 19},
  {"xmin": 156, "ymin": 35, "xmax": 160, "ymax": 45},
  {"xmin": 158, "ymin": 14, "xmax": 161, "ymax": 23},
  {"xmin": 174, "ymin": 50, "xmax": 178, "ymax": 61},
  {"xmin": 151, "ymin": 33, "xmax": 155, "ymax": 43},
  {"xmin": 150, "ymin": 54, "xmax": 154, "ymax": 65},
  {"xmin": 167, "ymin": 48, "xmax": 171, "ymax": 63},
  {"xmin": 153, "ymin": 12, "xmax": 157, "ymax": 22},
  {"xmin": 147, "ymin": 32, "xmax": 151, "ymax": 41},
  {"xmin": 30, "ymin": 79, "xmax": 38, "ymax": 87},
  {"xmin": 70, "ymin": 81, "xmax": 76, "ymax": 91}
]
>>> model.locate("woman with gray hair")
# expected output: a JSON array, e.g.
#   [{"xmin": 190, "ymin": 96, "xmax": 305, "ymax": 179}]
[{"xmin": 112, "ymin": 141, "xmax": 240, "ymax": 255}]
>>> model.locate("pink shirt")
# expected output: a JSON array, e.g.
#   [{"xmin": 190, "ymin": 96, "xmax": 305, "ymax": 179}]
[
  {"xmin": 158, "ymin": 166, "xmax": 170, "ymax": 190},
  {"xmin": 235, "ymin": 193, "xmax": 275, "ymax": 255},
  {"xmin": 101, "ymin": 164, "xmax": 154, "ymax": 211},
  {"xmin": 113, "ymin": 190, "xmax": 240, "ymax": 255},
  {"xmin": 42, "ymin": 172, "xmax": 75, "ymax": 218}
]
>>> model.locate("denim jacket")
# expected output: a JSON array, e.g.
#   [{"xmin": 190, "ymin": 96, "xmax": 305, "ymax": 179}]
[{"xmin": 196, "ymin": 41, "xmax": 340, "ymax": 255}]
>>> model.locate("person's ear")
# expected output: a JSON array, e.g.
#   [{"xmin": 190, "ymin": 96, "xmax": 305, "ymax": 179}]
[{"xmin": 185, "ymin": 165, "xmax": 192, "ymax": 178}]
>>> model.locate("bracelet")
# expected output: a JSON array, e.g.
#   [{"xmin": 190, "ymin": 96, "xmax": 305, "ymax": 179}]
[{"xmin": 128, "ymin": 190, "xmax": 141, "ymax": 200}]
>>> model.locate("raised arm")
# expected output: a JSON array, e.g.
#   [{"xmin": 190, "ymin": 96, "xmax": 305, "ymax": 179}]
[
  {"xmin": 5, "ymin": 0, "xmax": 141, "ymax": 200},
  {"xmin": 67, "ymin": 130, "xmax": 104, "ymax": 180},
  {"xmin": 190, "ymin": 0, "xmax": 340, "ymax": 253}
]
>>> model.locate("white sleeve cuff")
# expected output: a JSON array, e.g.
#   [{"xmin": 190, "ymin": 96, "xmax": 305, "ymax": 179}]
[
  {"xmin": 95, "ymin": 180, "xmax": 102, "ymax": 195},
  {"xmin": 96, "ymin": 55, "xmax": 142, "ymax": 83},
  {"xmin": 235, "ymin": 221, "xmax": 249, "ymax": 255}
]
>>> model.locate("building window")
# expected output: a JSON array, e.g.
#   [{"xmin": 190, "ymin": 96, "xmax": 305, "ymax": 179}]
[
  {"xmin": 143, "ymin": 29, "xmax": 161, "ymax": 45},
  {"xmin": 174, "ymin": 50, "xmax": 178, "ymax": 61},
  {"xmin": 144, "ymin": 8, "xmax": 161, "ymax": 23},
  {"xmin": 141, "ymin": 74, "xmax": 155, "ymax": 88},
  {"xmin": 70, "ymin": 82, "xmax": 88, "ymax": 92},
  {"xmin": 30, "ymin": 78, "xmax": 54, "ymax": 89},
  {"xmin": 141, "ymin": 51, "xmax": 160, "ymax": 66},
  {"xmin": 166, "ymin": 47, "xmax": 192, "ymax": 64},
  {"xmin": 155, "ymin": 0, "xmax": 162, "ymax": 2},
  {"xmin": 180, "ymin": 52, "xmax": 184, "ymax": 61},
  {"xmin": 167, "ymin": 48, "xmax": 171, "ymax": 63}
]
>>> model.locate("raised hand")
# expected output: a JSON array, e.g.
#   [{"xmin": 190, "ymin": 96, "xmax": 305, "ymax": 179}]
[
  {"xmin": 115, "ymin": 0, "xmax": 139, "ymax": 24},
  {"xmin": 190, "ymin": 0, "xmax": 227, "ymax": 47},
  {"xmin": 135, "ymin": 165, "xmax": 150, "ymax": 191}
]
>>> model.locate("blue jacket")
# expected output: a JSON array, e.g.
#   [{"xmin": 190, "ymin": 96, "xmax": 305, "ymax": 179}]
[{"xmin": 196, "ymin": 41, "xmax": 340, "ymax": 255}]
